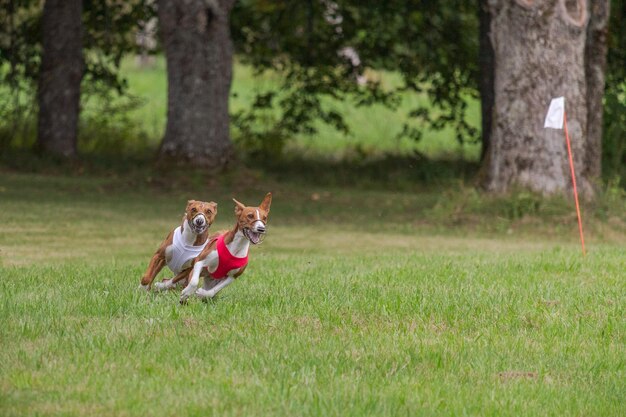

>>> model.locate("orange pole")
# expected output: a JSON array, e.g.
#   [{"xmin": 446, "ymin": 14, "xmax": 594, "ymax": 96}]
[{"xmin": 563, "ymin": 111, "xmax": 586, "ymax": 256}]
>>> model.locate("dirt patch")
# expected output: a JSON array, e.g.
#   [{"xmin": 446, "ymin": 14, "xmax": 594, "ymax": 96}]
[{"xmin": 497, "ymin": 371, "xmax": 538, "ymax": 381}]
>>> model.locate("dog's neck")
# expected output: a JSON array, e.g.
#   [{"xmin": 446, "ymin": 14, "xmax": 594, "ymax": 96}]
[
  {"xmin": 223, "ymin": 223, "xmax": 250, "ymax": 258},
  {"xmin": 181, "ymin": 218, "xmax": 207, "ymax": 246}
]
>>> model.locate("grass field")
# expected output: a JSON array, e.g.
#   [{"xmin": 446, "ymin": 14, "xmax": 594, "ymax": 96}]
[{"xmin": 0, "ymin": 171, "xmax": 624, "ymax": 416}]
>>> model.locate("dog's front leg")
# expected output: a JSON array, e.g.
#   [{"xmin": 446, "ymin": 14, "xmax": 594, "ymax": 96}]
[
  {"xmin": 139, "ymin": 253, "xmax": 165, "ymax": 291},
  {"xmin": 180, "ymin": 261, "xmax": 204, "ymax": 304},
  {"xmin": 196, "ymin": 277, "xmax": 234, "ymax": 299}
]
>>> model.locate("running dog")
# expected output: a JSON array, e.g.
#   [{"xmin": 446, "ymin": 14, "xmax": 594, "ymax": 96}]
[
  {"xmin": 139, "ymin": 200, "xmax": 217, "ymax": 291},
  {"xmin": 157, "ymin": 193, "xmax": 271, "ymax": 303}
]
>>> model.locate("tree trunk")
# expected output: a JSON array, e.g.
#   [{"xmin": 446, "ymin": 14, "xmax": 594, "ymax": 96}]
[
  {"xmin": 483, "ymin": 0, "xmax": 594, "ymax": 196},
  {"xmin": 37, "ymin": 0, "xmax": 84, "ymax": 158},
  {"xmin": 478, "ymin": 0, "xmax": 495, "ymax": 162},
  {"xmin": 157, "ymin": 0, "xmax": 235, "ymax": 170},
  {"xmin": 584, "ymin": 0, "xmax": 610, "ymax": 180}
]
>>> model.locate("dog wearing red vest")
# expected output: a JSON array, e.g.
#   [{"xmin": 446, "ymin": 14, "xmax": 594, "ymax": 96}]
[{"xmin": 163, "ymin": 193, "xmax": 272, "ymax": 304}]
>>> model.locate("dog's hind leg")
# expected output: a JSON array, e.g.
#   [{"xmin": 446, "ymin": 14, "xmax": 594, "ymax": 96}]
[
  {"xmin": 140, "ymin": 230, "xmax": 174, "ymax": 291},
  {"xmin": 202, "ymin": 277, "xmax": 220, "ymax": 291},
  {"xmin": 154, "ymin": 268, "xmax": 190, "ymax": 291},
  {"xmin": 196, "ymin": 277, "xmax": 234, "ymax": 300}
]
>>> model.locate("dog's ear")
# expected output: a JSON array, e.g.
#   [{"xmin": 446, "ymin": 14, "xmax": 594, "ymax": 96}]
[
  {"xmin": 233, "ymin": 198, "xmax": 245, "ymax": 216},
  {"xmin": 208, "ymin": 201, "xmax": 218, "ymax": 213},
  {"xmin": 259, "ymin": 192, "xmax": 272, "ymax": 213},
  {"xmin": 186, "ymin": 200, "xmax": 196, "ymax": 209}
]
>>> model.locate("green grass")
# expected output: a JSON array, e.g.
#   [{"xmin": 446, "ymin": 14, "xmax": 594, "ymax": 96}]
[
  {"xmin": 118, "ymin": 57, "xmax": 481, "ymax": 159},
  {"xmin": 0, "ymin": 172, "xmax": 624, "ymax": 416}
]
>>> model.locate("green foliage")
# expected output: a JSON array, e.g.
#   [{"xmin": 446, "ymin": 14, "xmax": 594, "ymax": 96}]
[
  {"xmin": 0, "ymin": 0, "xmax": 624, "ymax": 181},
  {"xmin": 0, "ymin": 0, "xmax": 155, "ymax": 90},
  {"xmin": 0, "ymin": 0, "xmax": 41, "ymax": 82},
  {"xmin": 603, "ymin": 0, "xmax": 626, "ymax": 184},
  {"xmin": 79, "ymin": 83, "xmax": 150, "ymax": 155},
  {"xmin": 0, "ymin": 67, "xmax": 152, "ymax": 155},
  {"xmin": 0, "ymin": 0, "xmax": 41, "ymax": 151},
  {"xmin": 0, "ymin": 79, "xmax": 37, "ymax": 152},
  {"xmin": 603, "ymin": 81, "xmax": 626, "ymax": 183},
  {"xmin": 82, "ymin": 0, "xmax": 156, "ymax": 93},
  {"xmin": 116, "ymin": 56, "xmax": 480, "ymax": 160},
  {"xmin": 0, "ymin": 0, "xmax": 156, "ymax": 151},
  {"xmin": 232, "ymin": 0, "xmax": 479, "ymax": 155}
]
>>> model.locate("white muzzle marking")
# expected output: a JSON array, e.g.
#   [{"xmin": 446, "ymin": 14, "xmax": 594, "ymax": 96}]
[
  {"xmin": 252, "ymin": 220, "xmax": 265, "ymax": 233},
  {"xmin": 191, "ymin": 214, "xmax": 207, "ymax": 233}
]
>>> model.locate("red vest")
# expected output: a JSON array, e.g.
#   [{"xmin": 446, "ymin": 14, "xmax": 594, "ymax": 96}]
[{"xmin": 209, "ymin": 234, "xmax": 249, "ymax": 279}]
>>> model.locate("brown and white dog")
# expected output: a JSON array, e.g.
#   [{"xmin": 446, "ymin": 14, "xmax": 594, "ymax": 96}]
[
  {"xmin": 158, "ymin": 193, "xmax": 272, "ymax": 303},
  {"xmin": 139, "ymin": 200, "xmax": 217, "ymax": 291}
]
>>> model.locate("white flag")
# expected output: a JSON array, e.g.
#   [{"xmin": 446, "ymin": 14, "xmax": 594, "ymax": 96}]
[{"xmin": 544, "ymin": 97, "xmax": 565, "ymax": 129}]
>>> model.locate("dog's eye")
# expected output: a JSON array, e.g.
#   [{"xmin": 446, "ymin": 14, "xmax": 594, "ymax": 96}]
[
  {"xmin": 247, "ymin": 213, "xmax": 254, "ymax": 219},
  {"xmin": 191, "ymin": 208, "xmax": 197, "ymax": 213}
]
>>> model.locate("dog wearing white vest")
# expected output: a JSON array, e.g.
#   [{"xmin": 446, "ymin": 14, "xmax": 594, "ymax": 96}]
[
  {"xmin": 157, "ymin": 193, "xmax": 272, "ymax": 303},
  {"xmin": 139, "ymin": 200, "xmax": 217, "ymax": 291}
]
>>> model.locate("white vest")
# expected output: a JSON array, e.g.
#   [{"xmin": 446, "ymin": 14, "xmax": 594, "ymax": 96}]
[{"xmin": 167, "ymin": 226, "xmax": 208, "ymax": 274}]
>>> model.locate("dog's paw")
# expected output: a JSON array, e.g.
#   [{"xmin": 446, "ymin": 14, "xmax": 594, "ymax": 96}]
[
  {"xmin": 179, "ymin": 290, "xmax": 192, "ymax": 305},
  {"xmin": 198, "ymin": 290, "xmax": 216, "ymax": 303},
  {"xmin": 195, "ymin": 288, "xmax": 216, "ymax": 299},
  {"xmin": 154, "ymin": 280, "xmax": 170, "ymax": 291},
  {"xmin": 180, "ymin": 284, "xmax": 197, "ymax": 304},
  {"xmin": 138, "ymin": 284, "xmax": 150, "ymax": 292}
]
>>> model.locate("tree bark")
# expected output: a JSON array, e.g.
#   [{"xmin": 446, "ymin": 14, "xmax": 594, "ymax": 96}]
[
  {"xmin": 158, "ymin": 0, "xmax": 235, "ymax": 170},
  {"xmin": 478, "ymin": 0, "xmax": 495, "ymax": 162},
  {"xmin": 584, "ymin": 0, "xmax": 610, "ymax": 180},
  {"xmin": 483, "ymin": 0, "xmax": 594, "ymax": 196},
  {"xmin": 37, "ymin": 0, "xmax": 84, "ymax": 158}
]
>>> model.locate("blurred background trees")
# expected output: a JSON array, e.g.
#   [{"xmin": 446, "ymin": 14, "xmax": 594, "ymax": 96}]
[
  {"xmin": 0, "ymin": 0, "xmax": 154, "ymax": 153},
  {"xmin": 481, "ymin": 0, "xmax": 607, "ymax": 195},
  {"xmin": 604, "ymin": 0, "xmax": 626, "ymax": 183},
  {"xmin": 158, "ymin": 0, "xmax": 235, "ymax": 169},
  {"xmin": 0, "ymin": 0, "xmax": 624, "ymax": 191},
  {"xmin": 231, "ymin": 0, "xmax": 480, "ymax": 158},
  {"xmin": 37, "ymin": 0, "xmax": 83, "ymax": 157}
]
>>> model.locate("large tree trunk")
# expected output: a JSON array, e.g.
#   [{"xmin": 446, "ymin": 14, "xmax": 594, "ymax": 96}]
[
  {"xmin": 157, "ymin": 0, "xmax": 235, "ymax": 170},
  {"xmin": 483, "ymin": 0, "xmax": 595, "ymax": 196},
  {"xmin": 584, "ymin": 0, "xmax": 610, "ymax": 180},
  {"xmin": 478, "ymin": 0, "xmax": 495, "ymax": 162},
  {"xmin": 37, "ymin": 0, "xmax": 84, "ymax": 158}
]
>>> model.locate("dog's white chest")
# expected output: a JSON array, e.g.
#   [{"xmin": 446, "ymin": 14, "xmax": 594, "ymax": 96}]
[{"xmin": 166, "ymin": 226, "xmax": 207, "ymax": 274}]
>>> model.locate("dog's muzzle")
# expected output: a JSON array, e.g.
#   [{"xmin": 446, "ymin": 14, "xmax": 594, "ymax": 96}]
[
  {"xmin": 243, "ymin": 224, "xmax": 266, "ymax": 245},
  {"xmin": 190, "ymin": 214, "xmax": 208, "ymax": 233}
]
